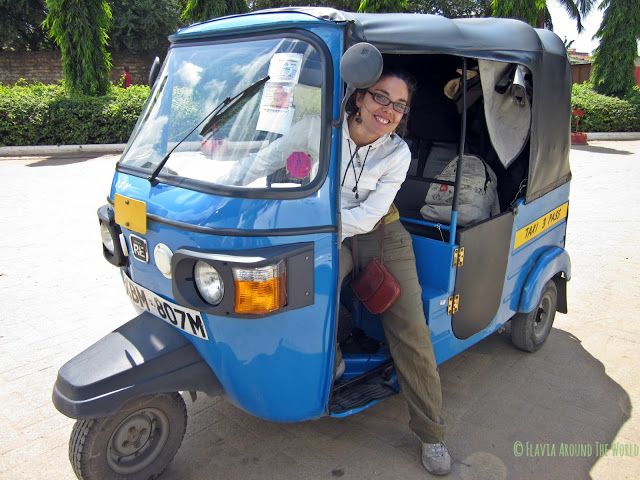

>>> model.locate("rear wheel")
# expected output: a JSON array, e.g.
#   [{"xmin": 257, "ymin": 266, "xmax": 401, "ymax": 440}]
[
  {"xmin": 511, "ymin": 280, "xmax": 557, "ymax": 352},
  {"xmin": 69, "ymin": 393, "xmax": 187, "ymax": 480}
]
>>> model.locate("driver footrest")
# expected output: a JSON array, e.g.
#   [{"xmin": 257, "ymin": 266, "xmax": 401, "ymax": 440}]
[{"xmin": 330, "ymin": 362, "xmax": 397, "ymax": 414}]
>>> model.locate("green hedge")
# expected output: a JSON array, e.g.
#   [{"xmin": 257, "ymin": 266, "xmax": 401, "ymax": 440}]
[
  {"xmin": 0, "ymin": 82, "xmax": 150, "ymax": 146},
  {"xmin": 571, "ymin": 83, "xmax": 640, "ymax": 132}
]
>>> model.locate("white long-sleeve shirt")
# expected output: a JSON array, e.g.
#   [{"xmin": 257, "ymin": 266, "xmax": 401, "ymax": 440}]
[
  {"xmin": 339, "ymin": 118, "xmax": 411, "ymax": 240},
  {"xmin": 221, "ymin": 115, "xmax": 411, "ymax": 240}
]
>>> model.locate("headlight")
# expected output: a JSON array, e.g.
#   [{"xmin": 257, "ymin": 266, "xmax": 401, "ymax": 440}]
[
  {"xmin": 194, "ymin": 261, "xmax": 224, "ymax": 305},
  {"xmin": 100, "ymin": 221, "xmax": 115, "ymax": 254}
]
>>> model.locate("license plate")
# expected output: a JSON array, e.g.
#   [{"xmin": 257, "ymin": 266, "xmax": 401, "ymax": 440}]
[{"xmin": 122, "ymin": 273, "xmax": 208, "ymax": 341}]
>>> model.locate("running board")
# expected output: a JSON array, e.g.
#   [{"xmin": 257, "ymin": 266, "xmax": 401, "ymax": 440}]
[{"xmin": 329, "ymin": 360, "xmax": 398, "ymax": 414}]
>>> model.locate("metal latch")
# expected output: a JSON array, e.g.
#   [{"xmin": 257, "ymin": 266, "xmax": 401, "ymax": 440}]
[
  {"xmin": 447, "ymin": 294, "xmax": 460, "ymax": 315},
  {"xmin": 452, "ymin": 247, "xmax": 465, "ymax": 267}
]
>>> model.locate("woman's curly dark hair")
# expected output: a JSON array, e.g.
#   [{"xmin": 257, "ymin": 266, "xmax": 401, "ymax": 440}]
[{"xmin": 345, "ymin": 67, "xmax": 417, "ymax": 137}]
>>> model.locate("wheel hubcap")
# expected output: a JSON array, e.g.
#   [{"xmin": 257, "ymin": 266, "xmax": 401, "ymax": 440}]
[
  {"xmin": 533, "ymin": 294, "xmax": 551, "ymax": 339},
  {"xmin": 107, "ymin": 407, "xmax": 170, "ymax": 475}
]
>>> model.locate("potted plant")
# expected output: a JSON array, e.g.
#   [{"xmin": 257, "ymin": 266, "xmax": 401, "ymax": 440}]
[{"xmin": 571, "ymin": 108, "xmax": 588, "ymax": 144}]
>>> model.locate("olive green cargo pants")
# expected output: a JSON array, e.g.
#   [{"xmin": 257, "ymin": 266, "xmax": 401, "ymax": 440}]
[{"xmin": 339, "ymin": 220, "xmax": 445, "ymax": 444}]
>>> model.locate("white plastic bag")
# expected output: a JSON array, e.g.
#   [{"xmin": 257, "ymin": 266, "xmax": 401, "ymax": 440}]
[{"xmin": 420, "ymin": 154, "xmax": 500, "ymax": 226}]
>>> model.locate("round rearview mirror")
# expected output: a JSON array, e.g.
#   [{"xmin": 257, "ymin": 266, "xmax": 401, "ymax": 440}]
[{"xmin": 340, "ymin": 43, "xmax": 383, "ymax": 89}]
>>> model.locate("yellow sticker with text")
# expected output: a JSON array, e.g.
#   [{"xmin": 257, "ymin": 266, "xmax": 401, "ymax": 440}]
[
  {"xmin": 114, "ymin": 194, "xmax": 147, "ymax": 234},
  {"xmin": 514, "ymin": 202, "xmax": 568, "ymax": 249}
]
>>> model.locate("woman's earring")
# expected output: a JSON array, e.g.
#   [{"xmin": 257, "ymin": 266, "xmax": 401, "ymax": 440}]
[{"xmin": 355, "ymin": 109, "xmax": 362, "ymax": 124}]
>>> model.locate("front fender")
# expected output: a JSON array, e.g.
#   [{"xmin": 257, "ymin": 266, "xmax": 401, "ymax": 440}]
[
  {"xmin": 518, "ymin": 246, "xmax": 571, "ymax": 313},
  {"xmin": 53, "ymin": 313, "xmax": 222, "ymax": 419}
]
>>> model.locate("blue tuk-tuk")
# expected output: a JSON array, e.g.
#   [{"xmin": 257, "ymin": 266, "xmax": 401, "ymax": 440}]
[{"xmin": 53, "ymin": 8, "xmax": 572, "ymax": 479}]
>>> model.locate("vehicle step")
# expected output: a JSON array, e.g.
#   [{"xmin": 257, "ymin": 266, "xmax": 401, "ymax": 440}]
[{"xmin": 329, "ymin": 361, "xmax": 397, "ymax": 413}]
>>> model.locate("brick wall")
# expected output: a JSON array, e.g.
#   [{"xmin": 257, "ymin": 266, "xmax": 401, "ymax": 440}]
[
  {"xmin": 571, "ymin": 63, "xmax": 591, "ymax": 84},
  {"xmin": 0, "ymin": 50, "xmax": 164, "ymax": 86}
]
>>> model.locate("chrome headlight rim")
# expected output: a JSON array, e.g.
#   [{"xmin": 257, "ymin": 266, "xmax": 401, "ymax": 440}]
[
  {"xmin": 194, "ymin": 260, "xmax": 225, "ymax": 306},
  {"xmin": 97, "ymin": 204, "xmax": 127, "ymax": 267},
  {"xmin": 100, "ymin": 220, "xmax": 115, "ymax": 255}
]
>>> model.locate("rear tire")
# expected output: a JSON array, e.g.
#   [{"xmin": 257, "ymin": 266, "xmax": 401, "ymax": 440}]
[
  {"xmin": 511, "ymin": 280, "xmax": 557, "ymax": 352},
  {"xmin": 69, "ymin": 393, "xmax": 187, "ymax": 480}
]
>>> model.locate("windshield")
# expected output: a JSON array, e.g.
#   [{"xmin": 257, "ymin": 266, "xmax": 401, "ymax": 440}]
[{"xmin": 120, "ymin": 37, "xmax": 324, "ymax": 190}]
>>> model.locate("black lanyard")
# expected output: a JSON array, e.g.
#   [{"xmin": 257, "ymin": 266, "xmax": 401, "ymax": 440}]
[{"xmin": 341, "ymin": 141, "xmax": 372, "ymax": 200}]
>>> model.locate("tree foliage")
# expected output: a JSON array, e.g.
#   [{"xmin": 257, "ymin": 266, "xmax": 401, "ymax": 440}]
[
  {"xmin": 250, "ymin": 0, "xmax": 494, "ymax": 16},
  {"xmin": 491, "ymin": 0, "xmax": 546, "ymax": 26},
  {"xmin": 358, "ymin": 0, "xmax": 407, "ymax": 13},
  {"xmin": 590, "ymin": 0, "xmax": 640, "ymax": 97},
  {"xmin": 251, "ymin": 0, "xmax": 359, "ymax": 11},
  {"xmin": 0, "ymin": 0, "xmax": 53, "ymax": 51},
  {"xmin": 181, "ymin": 0, "xmax": 248, "ymax": 24},
  {"xmin": 43, "ymin": 0, "xmax": 112, "ymax": 96},
  {"xmin": 108, "ymin": 0, "xmax": 180, "ymax": 52},
  {"xmin": 409, "ymin": 0, "xmax": 491, "ymax": 16},
  {"xmin": 491, "ymin": 0, "xmax": 594, "ymax": 33}
]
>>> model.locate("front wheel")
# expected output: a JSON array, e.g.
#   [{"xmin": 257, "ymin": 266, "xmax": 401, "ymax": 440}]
[
  {"xmin": 511, "ymin": 280, "xmax": 558, "ymax": 352},
  {"xmin": 69, "ymin": 393, "xmax": 187, "ymax": 480}
]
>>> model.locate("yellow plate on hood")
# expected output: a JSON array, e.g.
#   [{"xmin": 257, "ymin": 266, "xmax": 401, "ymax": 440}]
[{"xmin": 114, "ymin": 194, "xmax": 147, "ymax": 234}]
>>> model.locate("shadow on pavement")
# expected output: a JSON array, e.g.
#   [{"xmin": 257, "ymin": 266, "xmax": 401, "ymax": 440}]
[
  {"xmin": 24, "ymin": 154, "xmax": 113, "ymax": 167},
  {"xmin": 571, "ymin": 144, "xmax": 634, "ymax": 155},
  {"xmin": 163, "ymin": 327, "xmax": 630, "ymax": 480}
]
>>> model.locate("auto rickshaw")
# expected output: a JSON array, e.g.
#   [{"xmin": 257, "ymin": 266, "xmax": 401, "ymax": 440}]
[{"xmin": 53, "ymin": 8, "xmax": 572, "ymax": 479}]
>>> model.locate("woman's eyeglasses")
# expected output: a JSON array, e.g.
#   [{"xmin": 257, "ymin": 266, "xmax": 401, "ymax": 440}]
[{"xmin": 366, "ymin": 91, "xmax": 410, "ymax": 114}]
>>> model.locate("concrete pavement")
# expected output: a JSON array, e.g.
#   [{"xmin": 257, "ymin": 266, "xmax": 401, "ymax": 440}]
[{"xmin": 0, "ymin": 143, "xmax": 639, "ymax": 479}]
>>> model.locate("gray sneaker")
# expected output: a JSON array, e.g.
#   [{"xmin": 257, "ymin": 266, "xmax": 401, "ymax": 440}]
[{"xmin": 421, "ymin": 442, "xmax": 451, "ymax": 476}]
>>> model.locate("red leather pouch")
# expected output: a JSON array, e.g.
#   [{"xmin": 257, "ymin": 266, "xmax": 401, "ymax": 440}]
[
  {"xmin": 350, "ymin": 218, "xmax": 401, "ymax": 314},
  {"xmin": 351, "ymin": 258, "xmax": 401, "ymax": 314}
]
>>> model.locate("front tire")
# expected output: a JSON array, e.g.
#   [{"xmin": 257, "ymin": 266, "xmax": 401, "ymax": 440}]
[
  {"xmin": 511, "ymin": 280, "xmax": 558, "ymax": 352},
  {"xmin": 69, "ymin": 393, "xmax": 187, "ymax": 480}
]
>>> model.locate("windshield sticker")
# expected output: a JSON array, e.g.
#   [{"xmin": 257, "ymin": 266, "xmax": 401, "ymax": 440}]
[
  {"xmin": 260, "ymin": 83, "xmax": 295, "ymax": 112},
  {"xmin": 257, "ymin": 53, "xmax": 303, "ymax": 135},
  {"xmin": 267, "ymin": 53, "xmax": 303, "ymax": 84}
]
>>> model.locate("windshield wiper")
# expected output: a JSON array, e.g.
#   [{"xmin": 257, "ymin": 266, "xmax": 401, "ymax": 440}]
[{"xmin": 148, "ymin": 75, "xmax": 270, "ymax": 185}]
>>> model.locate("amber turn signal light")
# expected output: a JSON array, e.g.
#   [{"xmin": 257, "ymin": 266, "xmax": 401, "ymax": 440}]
[{"xmin": 232, "ymin": 261, "xmax": 286, "ymax": 314}]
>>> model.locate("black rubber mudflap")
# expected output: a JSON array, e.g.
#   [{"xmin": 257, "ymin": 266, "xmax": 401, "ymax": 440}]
[{"xmin": 329, "ymin": 361, "xmax": 398, "ymax": 414}]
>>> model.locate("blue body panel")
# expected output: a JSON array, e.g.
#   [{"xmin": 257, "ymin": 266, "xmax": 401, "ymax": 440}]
[
  {"xmin": 518, "ymin": 246, "xmax": 570, "ymax": 313},
  {"xmin": 111, "ymin": 20, "xmax": 345, "ymax": 422}
]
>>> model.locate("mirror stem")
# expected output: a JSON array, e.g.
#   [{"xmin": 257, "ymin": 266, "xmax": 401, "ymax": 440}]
[{"xmin": 334, "ymin": 85, "xmax": 355, "ymax": 128}]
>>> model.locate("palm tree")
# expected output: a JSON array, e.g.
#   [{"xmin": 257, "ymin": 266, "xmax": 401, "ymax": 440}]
[
  {"xmin": 491, "ymin": 0, "xmax": 596, "ymax": 33},
  {"xmin": 590, "ymin": 0, "xmax": 640, "ymax": 97}
]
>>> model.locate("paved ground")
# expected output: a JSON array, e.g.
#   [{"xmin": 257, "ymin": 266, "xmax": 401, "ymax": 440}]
[{"xmin": 0, "ymin": 142, "xmax": 639, "ymax": 480}]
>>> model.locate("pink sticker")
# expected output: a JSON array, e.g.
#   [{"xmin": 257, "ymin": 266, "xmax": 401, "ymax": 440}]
[
  {"xmin": 286, "ymin": 152, "xmax": 312, "ymax": 179},
  {"xmin": 201, "ymin": 138, "xmax": 225, "ymax": 156}
]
